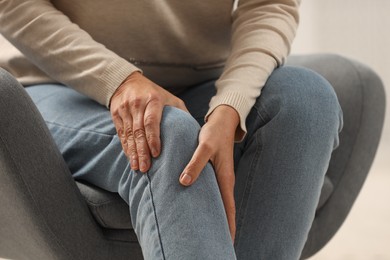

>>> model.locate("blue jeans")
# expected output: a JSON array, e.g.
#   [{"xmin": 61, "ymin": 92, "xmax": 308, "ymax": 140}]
[{"xmin": 26, "ymin": 66, "xmax": 342, "ymax": 259}]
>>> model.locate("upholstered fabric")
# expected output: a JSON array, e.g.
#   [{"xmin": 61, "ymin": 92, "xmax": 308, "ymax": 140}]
[{"xmin": 76, "ymin": 182, "xmax": 132, "ymax": 229}]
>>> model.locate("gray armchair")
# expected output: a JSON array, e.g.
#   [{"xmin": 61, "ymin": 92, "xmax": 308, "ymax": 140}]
[{"xmin": 0, "ymin": 54, "xmax": 386, "ymax": 259}]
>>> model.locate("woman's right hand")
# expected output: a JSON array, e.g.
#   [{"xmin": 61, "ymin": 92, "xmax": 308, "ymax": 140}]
[{"xmin": 110, "ymin": 72, "xmax": 188, "ymax": 172}]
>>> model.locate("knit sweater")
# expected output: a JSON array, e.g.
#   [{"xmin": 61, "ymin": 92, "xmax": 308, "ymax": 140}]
[{"xmin": 0, "ymin": 0, "xmax": 300, "ymax": 141}]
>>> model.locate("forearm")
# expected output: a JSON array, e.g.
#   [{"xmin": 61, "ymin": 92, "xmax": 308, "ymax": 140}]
[
  {"xmin": 0, "ymin": 0, "xmax": 139, "ymax": 107},
  {"xmin": 207, "ymin": 0, "xmax": 301, "ymax": 141}
]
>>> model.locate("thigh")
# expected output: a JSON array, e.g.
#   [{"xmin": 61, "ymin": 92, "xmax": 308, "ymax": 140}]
[
  {"xmin": 232, "ymin": 66, "xmax": 342, "ymax": 259},
  {"xmin": 25, "ymin": 84, "xmax": 128, "ymax": 192}
]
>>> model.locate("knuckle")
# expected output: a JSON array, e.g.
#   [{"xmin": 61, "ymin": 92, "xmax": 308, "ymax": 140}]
[
  {"xmin": 137, "ymin": 147, "xmax": 149, "ymax": 159},
  {"xmin": 117, "ymin": 127, "xmax": 125, "ymax": 137},
  {"xmin": 130, "ymin": 97, "xmax": 143, "ymax": 109},
  {"xmin": 120, "ymin": 135, "xmax": 128, "ymax": 145},
  {"xmin": 127, "ymin": 143, "xmax": 137, "ymax": 156},
  {"xmin": 111, "ymin": 109, "xmax": 120, "ymax": 118},
  {"xmin": 133, "ymin": 128, "xmax": 146, "ymax": 139},
  {"xmin": 125, "ymin": 127, "xmax": 134, "ymax": 138},
  {"xmin": 144, "ymin": 114, "xmax": 157, "ymax": 128},
  {"xmin": 120, "ymin": 140, "xmax": 127, "ymax": 152},
  {"xmin": 149, "ymin": 92, "xmax": 162, "ymax": 103},
  {"xmin": 119, "ymin": 100, "xmax": 130, "ymax": 110},
  {"xmin": 146, "ymin": 133, "xmax": 159, "ymax": 144}
]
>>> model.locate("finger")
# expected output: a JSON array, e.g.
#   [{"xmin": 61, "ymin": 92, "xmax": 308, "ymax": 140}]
[
  {"xmin": 111, "ymin": 110, "xmax": 127, "ymax": 155},
  {"xmin": 179, "ymin": 143, "xmax": 212, "ymax": 186},
  {"xmin": 144, "ymin": 100, "xmax": 163, "ymax": 158},
  {"xmin": 132, "ymin": 104, "xmax": 151, "ymax": 173},
  {"xmin": 215, "ymin": 164, "xmax": 236, "ymax": 242},
  {"xmin": 117, "ymin": 104, "xmax": 139, "ymax": 170}
]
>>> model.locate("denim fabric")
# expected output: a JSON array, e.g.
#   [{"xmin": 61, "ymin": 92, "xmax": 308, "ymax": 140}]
[{"xmin": 26, "ymin": 65, "xmax": 342, "ymax": 260}]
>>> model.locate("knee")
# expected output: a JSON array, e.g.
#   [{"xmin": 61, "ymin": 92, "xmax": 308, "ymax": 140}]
[
  {"xmin": 160, "ymin": 106, "xmax": 201, "ymax": 150},
  {"xmin": 160, "ymin": 106, "xmax": 200, "ymax": 160},
  {"xmin": 265, "ymin": 66, "xmax": 343, "ymax": 143}
]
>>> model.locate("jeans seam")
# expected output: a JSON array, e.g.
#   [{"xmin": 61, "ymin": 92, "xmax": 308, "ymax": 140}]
[
  {"xmin": 254, "ymin": 102, "xmax": 271, "ymax": 125},
  {"xmin": 146, "ymin": 173, "xmax": 166, "ymax": 260},
  {"xmin": 235, "ymin": 128, "xmax": 263, "ymax": 248}
]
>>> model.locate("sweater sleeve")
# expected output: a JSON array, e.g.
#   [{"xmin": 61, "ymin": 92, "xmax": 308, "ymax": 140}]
[
  {"xmin": 0, "ymin": 0, "xmax": 140, "ymax": 107},
  {"xmin": 205, "ymin": 0, "xmax": 301, "ymax": 142}
]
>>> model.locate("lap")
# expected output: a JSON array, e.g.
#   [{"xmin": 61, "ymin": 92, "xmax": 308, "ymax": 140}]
[
  {"xmin": 25, "ymin": 84, "xmax": 204, "ymax": 193},
  {"xmin": 25, "ymin": 65, "xmax": 341, "ymax": 191}
]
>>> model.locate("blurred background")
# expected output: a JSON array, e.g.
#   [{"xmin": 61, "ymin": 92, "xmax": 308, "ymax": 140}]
[{"xmin": 291, "ymin": 0, "xmax": 390, "ymax": 259}]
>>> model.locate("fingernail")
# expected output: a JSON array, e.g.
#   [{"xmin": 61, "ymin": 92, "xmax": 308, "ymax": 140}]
[
  {"xmin": 151, "ymin": 148, "xmax": 159, "ymax": 157},
  {"xmin": 140, "ymin": 161, "xmax": 147, "ymax": 172},
  {"xmin": 131, "ymin": 159, "xmax": 138, "ymax": 170},
  {"xmin": 180, "ymin": 173, "xmax": 191, "ymax": 186}
]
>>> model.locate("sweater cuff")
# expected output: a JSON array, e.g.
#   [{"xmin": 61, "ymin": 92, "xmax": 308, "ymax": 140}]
[
  {"xmin": 205, "ymin": 91, "xmax": 253, "ymax": 142},
  {"xmin": 98, "ymin": 58, "xmax": 142, "ymax": 108}
]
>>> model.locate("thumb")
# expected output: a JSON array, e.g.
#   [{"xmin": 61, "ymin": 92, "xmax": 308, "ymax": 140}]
[{"xmin": 179, "ymin": 143, "xmax": 211, "ymax": 186}]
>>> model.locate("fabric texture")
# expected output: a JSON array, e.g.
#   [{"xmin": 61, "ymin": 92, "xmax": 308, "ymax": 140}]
[
  {"xmin": 75, "ymin": 182, "xmax": 132, "ymax": 229},
  {"xmin": 0, "ymin": 0, "xmax": 300, "ymax": 140}
]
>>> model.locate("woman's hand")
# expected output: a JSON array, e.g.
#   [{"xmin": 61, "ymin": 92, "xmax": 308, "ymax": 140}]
[
  {"xmin": 110, "ymin": 72, "xmax": 188, "ymax": 172},
  {"xmin": 179, "ymin": 105, "xmax": 239, "ymax": 241}
]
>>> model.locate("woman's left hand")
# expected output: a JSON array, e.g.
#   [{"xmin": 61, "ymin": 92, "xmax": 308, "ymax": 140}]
[{"xmin": 179, "ymin": 105, "xmax": 239, "ymax": 242}]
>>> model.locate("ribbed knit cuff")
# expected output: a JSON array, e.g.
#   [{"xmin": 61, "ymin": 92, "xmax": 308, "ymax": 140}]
[
  {"xmin": 98, "ymin": 58, "xmax": 142, "ymax": 108},
  {"xmin": 205, "ymin": 91, "xmax": 253, "ymax": 142}
]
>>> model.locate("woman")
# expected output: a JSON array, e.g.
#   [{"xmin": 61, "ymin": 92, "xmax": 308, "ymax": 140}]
[{"xmin": 0, "ymin": 0, "xmax": 342, "ymax": 259}]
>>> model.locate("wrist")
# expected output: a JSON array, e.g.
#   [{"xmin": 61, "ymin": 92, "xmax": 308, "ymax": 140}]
[
  {"xmin": 111, "ymin": 72, "xmax": 142, "ymax": 103},
  {"xmin": 119, "ymin": 71, "xmax": 142, "ymax": 87},
  {"xmin": 208, "ymin": 105, "xmax": 240, "ymax": 131}
]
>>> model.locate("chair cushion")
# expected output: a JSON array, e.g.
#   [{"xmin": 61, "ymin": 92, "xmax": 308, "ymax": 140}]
[
  {"xmin": 76, "ymin": 176, "xmax": 333, "ymax": 230},
  {"xmin": 76, "ymin": 181, "xmax": 132, "ymax": 229}
]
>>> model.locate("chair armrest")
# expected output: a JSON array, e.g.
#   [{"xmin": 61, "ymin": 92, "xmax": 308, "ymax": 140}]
[{"xmin": 0, "ymin": 68, "xmax": 107, "ymax": 260}]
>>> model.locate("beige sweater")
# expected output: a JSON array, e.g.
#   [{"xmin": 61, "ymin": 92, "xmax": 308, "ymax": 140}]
[{"xmin": 0, "ymin": 0, "xmax": 300, "ymax": 140}]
